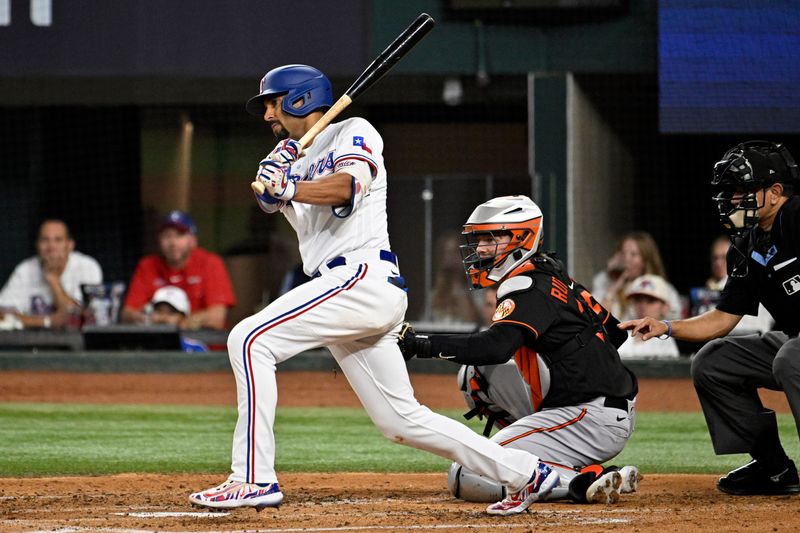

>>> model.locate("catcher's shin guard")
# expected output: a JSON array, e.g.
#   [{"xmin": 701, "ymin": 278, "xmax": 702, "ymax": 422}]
[{"xmin": 447, "ymin": 462, "xmax": 506, "ymax": 503}]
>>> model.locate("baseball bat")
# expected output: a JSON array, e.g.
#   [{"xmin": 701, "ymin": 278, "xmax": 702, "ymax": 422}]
[{"xmin": 252, "ymin": 12, "xmax": 435, "ymax": 195}]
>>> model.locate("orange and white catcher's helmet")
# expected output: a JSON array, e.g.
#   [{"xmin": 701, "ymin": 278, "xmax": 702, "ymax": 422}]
[{"xmin": 460, "ymin": 195, "xmax": 544, "ymax": 289}]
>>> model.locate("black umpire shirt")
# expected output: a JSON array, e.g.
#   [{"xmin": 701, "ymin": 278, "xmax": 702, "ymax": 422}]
[{"xmin": 718, "ymin": 195, "xmax": 800, "ymax": 336}]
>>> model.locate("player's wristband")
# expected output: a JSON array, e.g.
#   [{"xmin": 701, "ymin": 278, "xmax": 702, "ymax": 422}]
[
  {"xmin": 42, "ymin": 315, "xmax": 51, "ymax": 329},
  {"xmin": 658, "ymin": 320, "xmax": 672, "ymax": 339},
  {"xmin": 415, "ymin": 335, "xmax": 433, "ymax": 358}
]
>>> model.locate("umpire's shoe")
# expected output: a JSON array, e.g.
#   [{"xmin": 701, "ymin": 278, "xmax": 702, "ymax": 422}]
[{"xmin": 717, "ymin": 459, "xmax": 800, "ymax": 495}]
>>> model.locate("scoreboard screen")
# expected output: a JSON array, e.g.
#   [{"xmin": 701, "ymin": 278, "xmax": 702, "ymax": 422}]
[{"xmin": 659, "ymin": 0, "xmax": 800, "ymax": 133}]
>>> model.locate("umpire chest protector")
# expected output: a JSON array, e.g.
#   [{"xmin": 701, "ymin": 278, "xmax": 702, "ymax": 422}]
[{"xmin": 493, "ymin": 254, "xmax": 636, "ymax": 409}]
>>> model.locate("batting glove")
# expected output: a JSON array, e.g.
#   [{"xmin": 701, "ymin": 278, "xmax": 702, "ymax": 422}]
[
  {"xmin": 257, "ymin": 160, "xmax": 296, "ymax": 201},
  {"xmin": 269, "ymin": 139, "xmax": 302, "ymax": 165},
  {"xmin": 253, "ymin": 187, "xmax": 285, "ymax": 213}
]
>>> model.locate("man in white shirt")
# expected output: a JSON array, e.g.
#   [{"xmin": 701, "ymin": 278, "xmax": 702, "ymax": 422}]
[{"xmin": 0, "ymin": 219, "xmax": 102, "ymax": 329}]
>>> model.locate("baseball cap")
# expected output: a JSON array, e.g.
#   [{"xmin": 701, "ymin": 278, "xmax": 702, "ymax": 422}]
[
  {"xmin": 160, "ymin": 210, "xmax": 197, "ymax": 235},
  {"xmin": 151, "ymin": 286, "xmax": 191, "ymax": 315},
  {"xmin": 625, "ymin": 274, "xmax": 671, "ymax": 304}
]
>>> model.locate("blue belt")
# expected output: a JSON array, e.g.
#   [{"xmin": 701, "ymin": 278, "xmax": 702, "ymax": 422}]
[{"xmin": 313, "ymin": 250, "xmax": 398, "ymax": 277}]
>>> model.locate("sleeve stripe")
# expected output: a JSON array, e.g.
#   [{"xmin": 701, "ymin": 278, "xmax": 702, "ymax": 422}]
[{"xmin": 334, "ymin": 154, "xmax": 378, "ymax": 173}]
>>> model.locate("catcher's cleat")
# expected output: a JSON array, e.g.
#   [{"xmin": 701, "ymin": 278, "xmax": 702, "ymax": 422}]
[
  {"xmin": 619, "ymin": 465, "xmax": 643, "ymax": 494},
  {"xmin": 189, "ymin": 478, "xmax": 284, "ymax": 509},
  {"xmin": 486, "ymin": 462, "xmax": 559, "ymax": 516},
  {"xmin": 586, "ymin": 470, "xmax": 622, "ymax": 504}
]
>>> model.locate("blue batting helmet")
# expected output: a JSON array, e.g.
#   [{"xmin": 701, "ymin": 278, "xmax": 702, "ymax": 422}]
[{"xmin": 246, "ymin": 64, "xmax": 333, "ymax": 118}]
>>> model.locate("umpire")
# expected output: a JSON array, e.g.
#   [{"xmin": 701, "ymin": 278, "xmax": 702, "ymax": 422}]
[{"xmin": 622, "ymin": 141, "xmax": 800, "ymax": 495}]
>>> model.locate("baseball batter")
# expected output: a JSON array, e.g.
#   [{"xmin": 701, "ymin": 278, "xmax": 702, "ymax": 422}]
[
  {"xmin": 189, "ymin": 65, "xmax": 560, "ymax": 516},
  {"xmin": 400, "ymin": 195, "xmax": 642, "ymax": 504}
]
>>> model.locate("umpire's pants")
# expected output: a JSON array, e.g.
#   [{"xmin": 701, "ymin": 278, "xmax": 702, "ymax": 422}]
[{"xmin": 691, "ymin": 332, "xmax": 800, "ymax": 455}]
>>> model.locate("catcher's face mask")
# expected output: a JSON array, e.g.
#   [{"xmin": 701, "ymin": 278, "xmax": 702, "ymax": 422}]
[{"xmin": 460, "ymin": 196, "xmax": 543, "ymax": 289}]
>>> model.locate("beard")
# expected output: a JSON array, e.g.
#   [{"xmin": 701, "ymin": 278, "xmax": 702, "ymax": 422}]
[{"xmin": 270, "ymin": 121, "xmax": 290, "ymax": 141}]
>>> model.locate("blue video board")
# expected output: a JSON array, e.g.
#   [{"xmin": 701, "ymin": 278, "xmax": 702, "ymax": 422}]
[{"xmin": 659, "ymin": 0, "xmax": 800, "ymax": 133}]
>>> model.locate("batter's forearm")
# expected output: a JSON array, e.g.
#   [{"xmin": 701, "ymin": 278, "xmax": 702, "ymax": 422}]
[{"xmin": 293, "ymin": 173, "xmax": 352, "ymax": 206}]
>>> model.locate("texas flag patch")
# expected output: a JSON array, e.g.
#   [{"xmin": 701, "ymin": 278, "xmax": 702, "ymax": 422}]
[{"xmin": 353, "ymin": 136, "xmax": 372, "ymax": 154}]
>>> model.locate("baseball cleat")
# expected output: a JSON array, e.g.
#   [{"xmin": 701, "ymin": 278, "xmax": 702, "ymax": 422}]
[
  {"xmin": 486, "ymin": 462, "xmax": 559, "ymax": 516},
  {"xmin": 619, "ymin": 465, "xmax": 643, "ymax": 493},
  {"xmin": 586, "ymin": 470, "xmax": 622, "ymax": 504},
  {"xmin": 717, "ymin": 459, "xmax": 800, "ymax": 496},
  {"xmin": 189, "ymin": 478, "xmax": 284, "ymax": 509}
]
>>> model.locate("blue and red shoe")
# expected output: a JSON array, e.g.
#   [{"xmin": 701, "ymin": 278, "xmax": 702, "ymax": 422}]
[
  {"xmin": 189, "ymin": 477, "xmax": 283, "ymax": 510},
  {"xmin": 486, "ymin": 462, "xmax": 559, "ymax": 516}
]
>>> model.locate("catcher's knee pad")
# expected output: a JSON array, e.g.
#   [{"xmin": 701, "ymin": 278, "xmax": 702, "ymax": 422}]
[
  {"xmin": 457, "ymin": 365, "xmax": 473, "ymax": 405},
  {"xmin": 457, "ymin": 365, "xmax": 516, "ymax": 437},
  {"xmin": 447, "ymin": 462, "xmax": 506, "ymax": 503}
]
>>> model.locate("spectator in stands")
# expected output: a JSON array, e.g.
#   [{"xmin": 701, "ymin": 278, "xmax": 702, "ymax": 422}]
[
  {"xmin": 0, "ymin": 219, "xmax": 102, "ymax": 330},
  {"xmin": 149, "ymin": 285, "xmax": 190, "ymax": 327},
  {"xmin": 431, "ymin": 234, "xmax": 481, "ymax": 324},
  {"xmin": 706, "ymin": 235, "xmax": 731, "ymax": 290},
  {"xmin": 617, "ymin": 275, "xmax": 680, "ymax": 359},
  {"xmin": 592, "ymin": 231, "xmax": 682, "ymax": 321},
  {"xmin": 121, "ymin": 210, "xmax": 236, "ymax": 330},
  {"xmin": 148, "ymin": 285, "xmax": 208, "ymax": 352}
]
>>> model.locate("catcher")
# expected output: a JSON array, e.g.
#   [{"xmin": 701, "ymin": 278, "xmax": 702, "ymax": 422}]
[{"xmin": 401, "ymin": 195, "xmax": 642, "ymax": 504}]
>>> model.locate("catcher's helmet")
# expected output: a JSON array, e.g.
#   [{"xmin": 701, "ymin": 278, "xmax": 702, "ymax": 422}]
[
  {"xmin": 460, "ymin": 195, "xmax": 544, "ymax": 289},
  {"xmin": 246, "ymin": 64, "xmax": 333, "ymax": 118},
  {"xmin": 711, "ymin": 141, "xmax": 799, "ymax": 235}
]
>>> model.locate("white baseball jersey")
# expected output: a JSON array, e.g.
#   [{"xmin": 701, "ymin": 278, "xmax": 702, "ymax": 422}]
[
  {"xmin": 0, "ymin": 251, "xmax": 102, "ymax": 314},
  {"xmin": 282, "ymin": 117, "xmax": 390, "ymax": 276}
]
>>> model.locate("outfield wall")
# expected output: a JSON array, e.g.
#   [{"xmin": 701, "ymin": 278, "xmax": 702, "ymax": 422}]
[{"xmin": 0, "ymin": 349, "xmax": 691, "ymax": 378}]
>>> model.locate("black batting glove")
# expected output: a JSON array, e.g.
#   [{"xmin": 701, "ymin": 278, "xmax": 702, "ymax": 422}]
[{"xmin": 398, "ymin": 322, "xmax": 432, "ymax": 361}]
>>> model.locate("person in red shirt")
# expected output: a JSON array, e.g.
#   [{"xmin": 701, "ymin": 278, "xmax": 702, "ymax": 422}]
[{"xmin": 121, "ymin": 211, "xmax": 236, "ymax": 329}]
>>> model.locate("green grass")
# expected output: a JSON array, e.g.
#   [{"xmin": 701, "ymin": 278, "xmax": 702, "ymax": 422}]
[
  {"xmin": 0, "ymin": 403, "xmax": 798, "ymax": 477},
  {"xmin": 615, "ymin": 412, "xmax": 800, "ymax": 474}
]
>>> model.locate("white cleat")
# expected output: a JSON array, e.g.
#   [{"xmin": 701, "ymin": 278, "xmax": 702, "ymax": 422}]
[
  {"xmin": 586, "ymin": 470, "xmax": 622, "ymax": 504},
  {"xmin": 619, "ymin": 465, "xmax": 643, "ymax": 493},
  {"xmin": 189, "ymin": 478, "xmax": 284, "ymax": 510}
]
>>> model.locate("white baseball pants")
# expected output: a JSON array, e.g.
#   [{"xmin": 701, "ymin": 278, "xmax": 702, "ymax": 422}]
[{"xmin": 225, "ymin": 249, "xmax": 539, "ymax": 492}]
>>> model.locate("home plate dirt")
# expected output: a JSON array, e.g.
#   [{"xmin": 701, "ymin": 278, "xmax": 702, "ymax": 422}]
[{"xmin": 2, "ymin": 472, "xmax": 800, "ymax": 532}]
